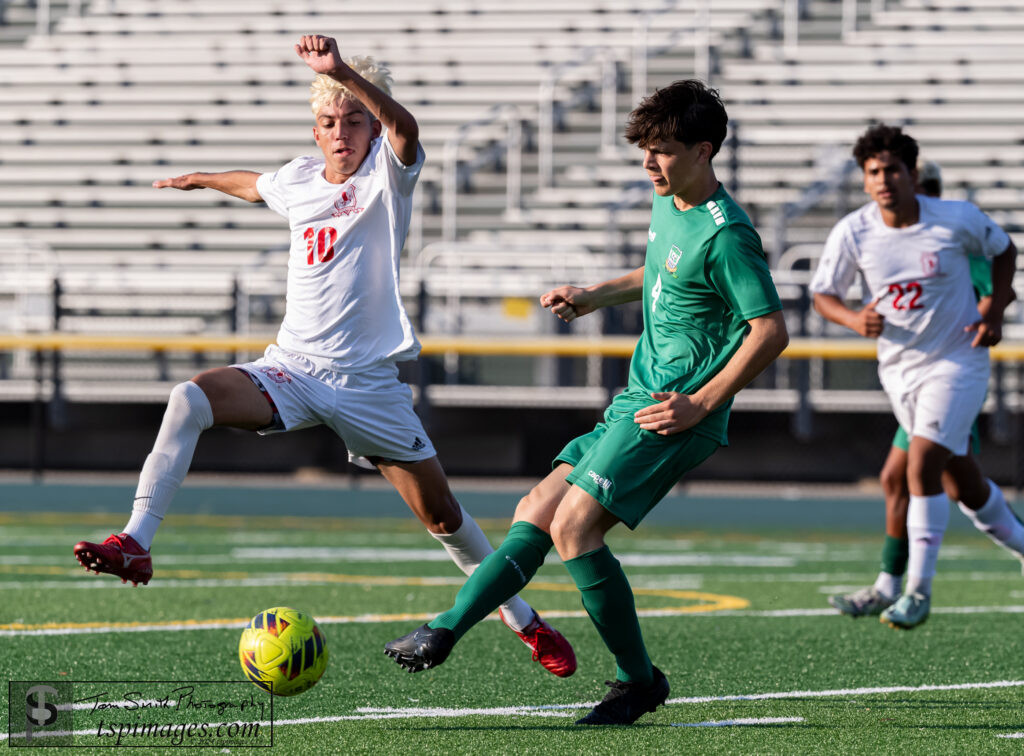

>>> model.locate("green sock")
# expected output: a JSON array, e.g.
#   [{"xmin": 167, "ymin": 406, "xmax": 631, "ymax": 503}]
[
  {"xmin": 564, "ymin": 546, "xmax": 653, "ymax": 685},
  {"xmin": 880, "ymin": 535, "xmax": 909, "ymax": 576},
  {"xmin": 429, "ymin": 521, "xmax": 552, "ymax": 641}
]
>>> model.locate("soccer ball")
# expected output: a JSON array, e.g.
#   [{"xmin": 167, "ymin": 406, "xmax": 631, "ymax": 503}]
[{"xmin": 239, "ymin": 607, "xmax": 328, "ymax": 697}]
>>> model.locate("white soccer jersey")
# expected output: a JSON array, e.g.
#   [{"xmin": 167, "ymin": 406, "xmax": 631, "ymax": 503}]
[
  {"xmin": 810, "ymin": 195, "xmax": 1010, "ymax": 393},
  {"xmin": 256, "ymin": 136, "xmax": 424, "ymax": 371}
]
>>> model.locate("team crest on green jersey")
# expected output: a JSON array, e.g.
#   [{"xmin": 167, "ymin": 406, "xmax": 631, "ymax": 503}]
[{"xmin": 665, "ymin": 245, "xmax": 682, "ymax": 277}]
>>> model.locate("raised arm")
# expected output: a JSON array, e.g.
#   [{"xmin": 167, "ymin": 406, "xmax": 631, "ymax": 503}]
[
  {"xmin": 633, "ymin": 310, "xmax": 789, "ymax": 435},
  {"xmin": 540, "ymin": 267, "xmax": 645, "ymax": 323},
  {"xmin": 295, "ymin": 35, "xmax": 419, "ymax": 166},
  {"xmin": 152, "ymin": 171, "xmax": 262, "ymax": 203},
  {"xmin": 812, "ymin": 292, "xmax": 885, "ymax": 338}
]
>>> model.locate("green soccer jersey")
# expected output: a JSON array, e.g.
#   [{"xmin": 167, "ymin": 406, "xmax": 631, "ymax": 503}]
[
  {"xmin": 969, "ymin": 254, "xmax": 993, "ymax": 300},
  {"xmin": 616, "ymin": 185, "xmax": 782, "ymax": 445}
]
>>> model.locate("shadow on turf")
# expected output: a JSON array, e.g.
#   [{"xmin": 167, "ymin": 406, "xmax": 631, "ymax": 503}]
[{"xmin": 398, "ymin": 723, "xmax": 816, "ymax": 732}]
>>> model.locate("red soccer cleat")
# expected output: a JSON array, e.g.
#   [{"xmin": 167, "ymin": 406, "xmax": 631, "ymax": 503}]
[
  {"xmin": 73, "ymin": 533, "xmax": 153, "ymax": 587},
  {"xmin": 500, "ymin": 609, "xmax": 577, "ymax": 678}
]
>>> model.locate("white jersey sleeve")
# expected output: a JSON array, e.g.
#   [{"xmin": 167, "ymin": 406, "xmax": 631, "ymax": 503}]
[
  {"xmin": 378, "ymin": 133, "xmax": 425, "ymax": 197},
  {"xmin": 809, "ymin": 215, "xmax": 862, "ymax": 299},
  {"xmin": 951, "ymin": 200, "xmax": 1011, "ymax": 260},
  {"xmin": 256, "ymin": 156, "xmax": 320, "ymax": 218}
]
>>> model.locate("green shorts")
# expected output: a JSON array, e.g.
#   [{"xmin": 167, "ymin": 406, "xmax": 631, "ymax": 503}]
[
  {"xmin": 555, "ymin": 415, "xmax": 720, "ymax": 530},
  {"xmin": 892, "ymin": 421, "xmax": 981, "ymax": 455}
]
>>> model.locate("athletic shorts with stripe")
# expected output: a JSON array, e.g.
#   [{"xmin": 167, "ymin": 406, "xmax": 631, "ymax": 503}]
[
  {"xmin": 556, "ymin": 398, "xmax": 720, "ymax": 530},
  {"xmin": 232, "ymin": 344, "xmax": 436, "ymax": 469},
  {"xmin": 887, "ymin": 370, "xmax": 987, "ymax": 457},
  {"xmin": 892, "ymin": 420, "xmax": 981, "ymax": 456}
]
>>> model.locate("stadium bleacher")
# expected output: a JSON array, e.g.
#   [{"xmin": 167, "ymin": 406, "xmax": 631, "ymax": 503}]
[{"xmin": 1, "ymin": 0, "xmax": 1023, "ymax": 423}]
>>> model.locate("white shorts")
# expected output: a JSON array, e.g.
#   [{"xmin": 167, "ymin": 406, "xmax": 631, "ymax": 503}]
[
  {"xmin": 232, "ymin": 345, "xmax": 436, "ymax": 469},
  {"xmin": 888, "ymin": 373, "xmax": 988, "ymax": 456}
]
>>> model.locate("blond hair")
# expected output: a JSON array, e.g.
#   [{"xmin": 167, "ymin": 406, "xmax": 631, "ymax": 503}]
[{"xmin": 309, "ymin": 56, "xmax": 393, "ymax": 118}]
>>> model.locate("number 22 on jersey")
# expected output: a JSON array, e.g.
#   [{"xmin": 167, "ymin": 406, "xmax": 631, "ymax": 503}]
[{"xmin": 886, "ymin": 281, "xmax": 924, "ymax": 311}]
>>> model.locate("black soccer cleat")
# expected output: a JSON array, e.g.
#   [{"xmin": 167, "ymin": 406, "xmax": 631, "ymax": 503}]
[
  {"xmin": 384, "ymin": 624, "xmax": 456, "ymax": 673},
  {"xmin": 575, "ymin": 666, "xmax": 670, "ymax": 726}
]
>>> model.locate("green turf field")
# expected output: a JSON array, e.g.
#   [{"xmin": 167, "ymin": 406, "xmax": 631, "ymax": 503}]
[{"xmin": 2, "ymin": 481, "xmax": 1024, "ymax": 754}]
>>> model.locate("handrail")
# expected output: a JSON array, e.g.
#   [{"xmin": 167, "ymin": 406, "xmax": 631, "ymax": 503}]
[
  {"xmin": 3, "ymin": 333, "xmax": 1024, "ymax": 361},
  {"xmin": 772, "ymin": 151, "xmax": 856, "ymax": 266},
  {"xmin": 441, "ymin": 104, "xmax": 523, "ymax": 242},
  {"xmin": 540, "ymin": 1, "xmax": 711, "ymax": 187},
  {"xmin": 538, "ymin": 46, "xmax": 615, "ymax": 188},
  {"xmin": 605, "ymin": 180, "xmax": 654, "ymax": 255}
]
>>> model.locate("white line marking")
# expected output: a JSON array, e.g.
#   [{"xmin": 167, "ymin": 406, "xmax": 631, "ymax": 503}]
[
  {"xmin": 0, "ymin": 576, "xmax": 466, "ymax": 591},
  {"xmin": 665, "ymin": 679, "xmax": 1024, "ymax": 705},
  {"xmin": 3, "ymin": 680, "xmax": 1022, "ymax": 739},
  {"xmin": 997, "ymin": 733, "xmax": 1024, "ymax": 738},
  {"xmin": 8, "ymin": 605, "xmax": 1024, "ymax": 636},
  {"xmin": 672, "ymin": 716, "xmax": 804, "ymax": 727},
  {"xmin": 227, "ymin": 548, "xmax": 798, "ymax": 568}
]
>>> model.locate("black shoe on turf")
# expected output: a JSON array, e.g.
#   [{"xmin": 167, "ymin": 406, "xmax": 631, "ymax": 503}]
[
  {"xmin": 575, "ymin": 666, "xmax": 669, "ymax": 725},
  {"xmin": 384, "ymin": 624, "xmax": 455, "ymax": 673}
]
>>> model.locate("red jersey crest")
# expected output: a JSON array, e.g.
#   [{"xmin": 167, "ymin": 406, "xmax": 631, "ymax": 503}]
[{"xmin": 331, "ymin": 184, "xmax": 361, "ymax": 217}]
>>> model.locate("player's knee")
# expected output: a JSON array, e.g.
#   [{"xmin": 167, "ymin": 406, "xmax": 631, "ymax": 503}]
[
  {"xmin": 548, "ymin": 507, "xmax": 588, "ymax": 556},
  {"xmin": 548, "ymin": 516, "xmax": 572, "ymax": 554},
  {"xmin": 949, "ymin": 477, "xmax": 988, "ymax": 509},
  {"xmin": 514, "ymin": 487, "xmax": 558, "ymax": 531},
  {"xmin": 879, "ymin": 465, "xmax": 904, "ymax": 498},
  {"xmin": 165, "ymin": 381, "xmax": 214, "ymax": 432}
]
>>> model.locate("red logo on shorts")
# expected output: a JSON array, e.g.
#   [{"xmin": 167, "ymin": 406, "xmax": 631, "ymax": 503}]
[
  {"xmin": 259, "ymin": 366, "xmax": 291, "ymax": 384},
  {"xmin": 920, "ymin": 251, "xmax": 940, "ymax": 276}
]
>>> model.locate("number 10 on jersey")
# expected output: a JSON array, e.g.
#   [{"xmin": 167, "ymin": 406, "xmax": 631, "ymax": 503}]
[{"xmin": 304, "ymin": 226, "xmax": 338, "ymax": 265}]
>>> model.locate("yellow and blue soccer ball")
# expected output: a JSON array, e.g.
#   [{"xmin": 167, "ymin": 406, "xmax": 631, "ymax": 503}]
[{"xmin": 239, "ymin": 607, "xmax": 328, "ymax": 696}]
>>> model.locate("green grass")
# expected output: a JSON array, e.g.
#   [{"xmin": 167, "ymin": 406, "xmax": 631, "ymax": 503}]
[{"xmin": 2, "ymin": 501, "xmax": 1024, "ymax": 755}]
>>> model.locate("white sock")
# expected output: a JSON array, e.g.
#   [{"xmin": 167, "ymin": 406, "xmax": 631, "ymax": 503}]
[
  {"xmin": 122, "ymin": 381, "xmax": 213, "ymax": 550},
  {"xmin": 905, "ymin": 493, "xmax": 950, "ymax": 597},
  {"xmin": 872, "ymin": 572, "xmax": 901, "ymax": 600},
  {"xmin": 124, "ymin": 510, "xmax": 161, "ymax": 552},
  {"xmin": 429, "ymin": 504, "xmax": 536, "ymax": 630},
  {"xmin": 957, "ymin": 480, "xmax": 1024, "ymax": 558}
]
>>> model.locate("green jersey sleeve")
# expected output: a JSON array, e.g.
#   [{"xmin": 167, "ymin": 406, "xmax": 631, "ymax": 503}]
[
  {"xmin": 705, "ymin": 223, "xmax": 783, "ymax": 321},
  {"xmin": 968, "ymin": 254, "xmax": 993, "ymax": 301}
]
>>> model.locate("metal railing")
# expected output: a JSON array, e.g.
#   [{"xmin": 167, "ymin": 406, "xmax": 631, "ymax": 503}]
[
  {"xmin": 783, "ymin": 0, "xmax": 895, "ymax": 52},
  {"xmin": 441, "ymin": 105, "xmax": 524, "ymax": 242},
  {"xmin": 24, "ymin": 0, "xmax": 88, "ymax": 35},
  {"xmin": 772, "ymin": 148, "xmax": 857, "ymax": 267},
  {"xmin": 540, "ymin": 0, "xmax": 717, "ymax": 188}
]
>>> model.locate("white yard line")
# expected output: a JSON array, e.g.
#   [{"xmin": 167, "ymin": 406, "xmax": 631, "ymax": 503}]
[
  {"xmin": 4, "ymin": 681, "xmax": 1022, "ymax": 741},
  {"xmin": 7, "ymin": 605, "xmax": 1024, "ymax": 636},
  {"xmin": 0, "ymin": 576, "xmax": 467, "ymax": 591},
  {"xmin": 672, "ymin": 716, "xmax": 804, "ymax": 727}
]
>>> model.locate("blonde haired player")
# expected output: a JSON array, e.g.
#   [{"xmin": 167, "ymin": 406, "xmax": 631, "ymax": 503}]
[{"xmin": 73, "ymin": 35, "xmax": 576, "ymax": 677}]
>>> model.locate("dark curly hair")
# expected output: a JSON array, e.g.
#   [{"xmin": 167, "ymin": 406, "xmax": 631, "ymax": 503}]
[
  {"xmin": 625, "ymin": 80, "xmax": 728, "ymax": 160},
  {"xmin": 853, "ymin": 123, "xmax": 919, "ymax": 172}
]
